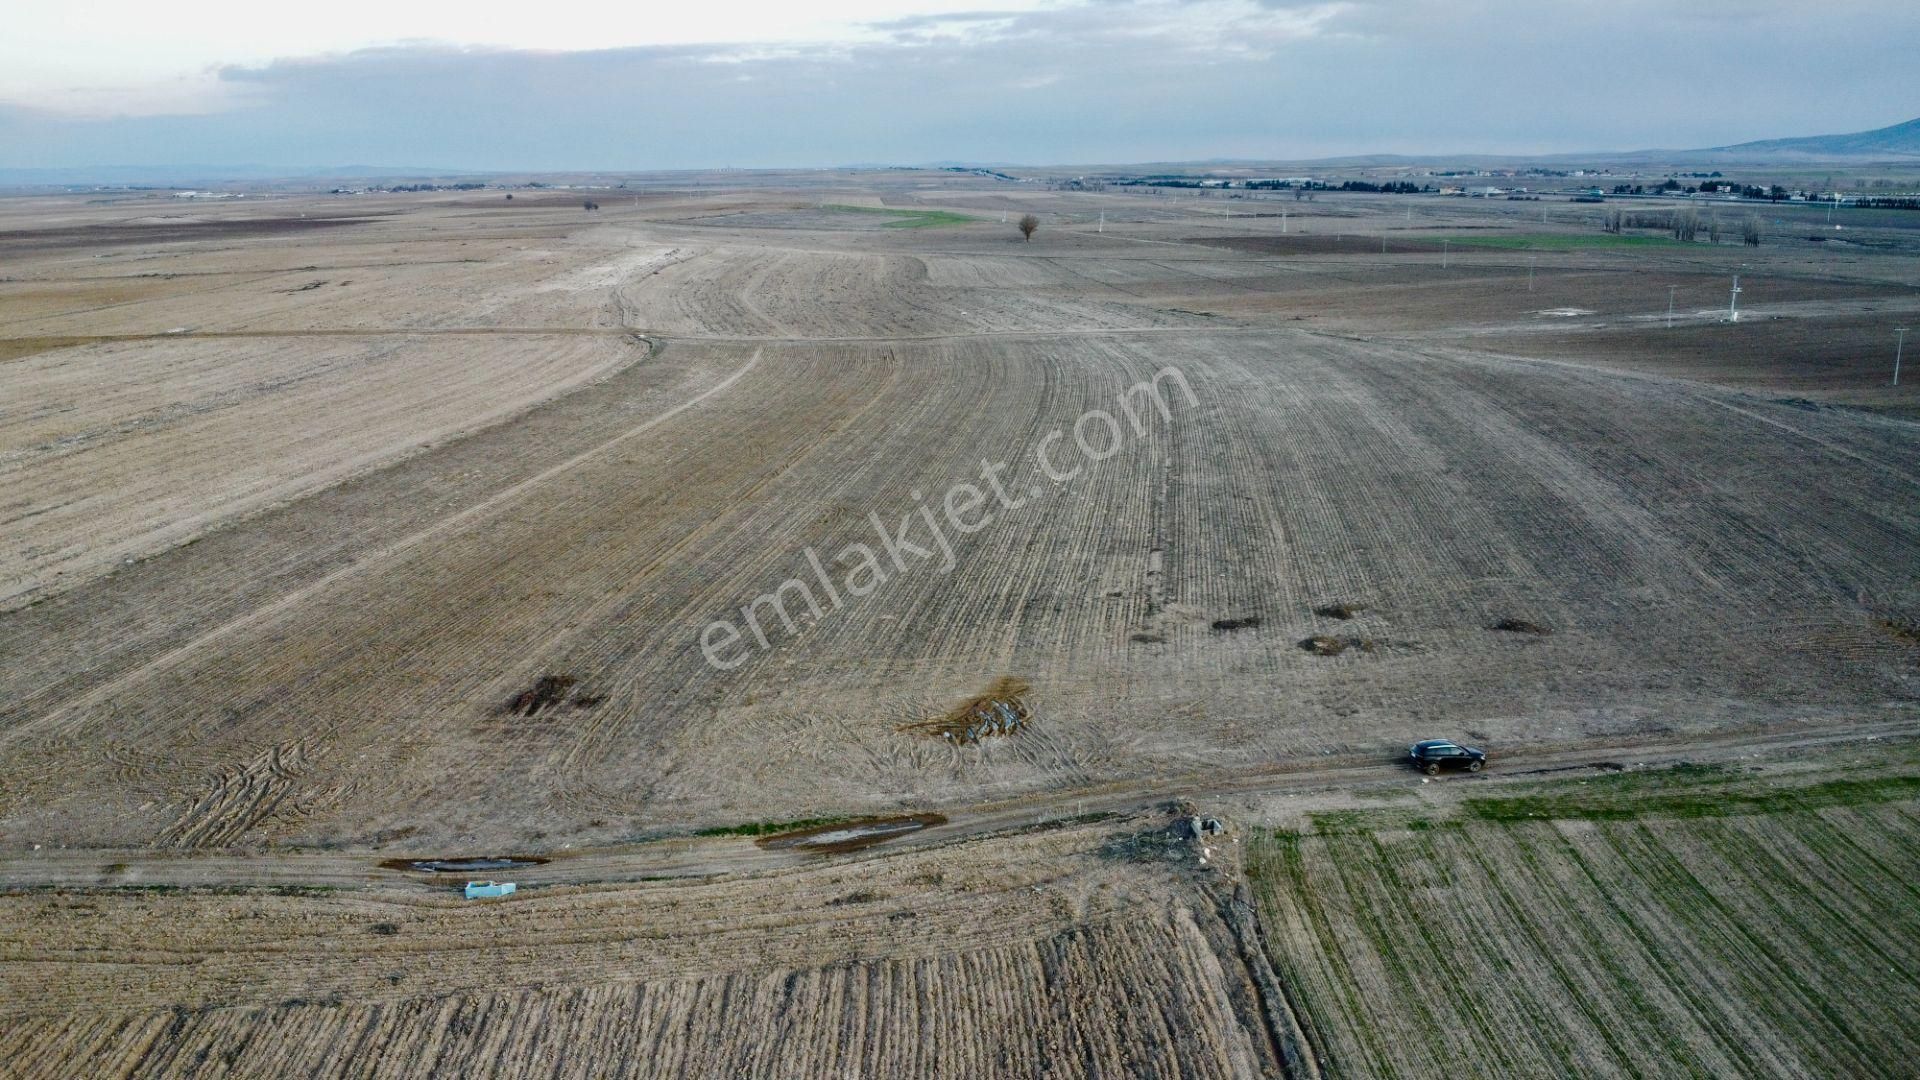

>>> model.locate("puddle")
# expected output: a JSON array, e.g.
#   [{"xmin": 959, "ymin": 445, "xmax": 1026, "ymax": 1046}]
[
  {"xmin": 379, "ymin": 856, "xmax": 551, "ymax": 873},
  {"xmin": 755, "ymin": 814, "xmax": 949, "ymax": 855}
]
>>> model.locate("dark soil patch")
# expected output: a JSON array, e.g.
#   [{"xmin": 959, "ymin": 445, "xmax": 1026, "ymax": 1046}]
[
  {"xmin": 506, "ymin": 675, "xmax": 575, "ymax": 716},
  {"xmin": 0, "ymin": 216, "xmax": 378, "ymax": 252},
  {"xmin": 1300, "ymin": 635, "xmax": 1376, "ymax": 656},
  {"xmin": 1130, "ymin": 632, "xmax": 1166, "ymax": 644},
  {"xmin": 1491, "ymin": 618, "xmax": 1552, "ymax": 635},
  {"xmin": 378, "ymin": 856, "xmax": 550, "ymax": 873},
  {"xmin": 1189, "ymin": 234, "xmax": 1447, "ymax": 257},
  {"xmin": 1877, "ymin": 617, "xmax": 1920, "ymax": 647},
  {"xmin": 1314, "ymin": 603, "xmax": 1367, "ymax": 620},
  {"xmin": 1211, "ymin": 616, "xmax": 1263, "ymax": 632}
]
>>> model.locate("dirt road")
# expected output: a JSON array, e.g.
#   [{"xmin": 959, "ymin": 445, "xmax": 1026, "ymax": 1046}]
[{"xmin": 5, "ymin": 712, "xmax": 1911, "ymax": 895}]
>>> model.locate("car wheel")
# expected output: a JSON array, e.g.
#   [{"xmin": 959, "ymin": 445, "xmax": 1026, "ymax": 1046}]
[
  {"xmin": 1468, "ymin": 759, "xmax": 1484, "ymax": 773},
  {"xmin": 1424, "ymin": 762, "xmax": 1441, "ymax": 776}
]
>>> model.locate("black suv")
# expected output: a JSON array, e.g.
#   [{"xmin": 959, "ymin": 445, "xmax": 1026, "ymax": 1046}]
[{"xmin": 1408, "ymin": 740, "xmax": 1486, "ymax": 775}]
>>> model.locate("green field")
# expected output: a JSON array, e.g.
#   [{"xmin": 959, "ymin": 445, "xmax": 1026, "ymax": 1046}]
[
  {"xmin": 823, "ymin": 204, "xmax": 976, "ymax": 228},
  {"xmin": 1248, "ymin": 755, "xmax": 1920, "ymax": 1078}
]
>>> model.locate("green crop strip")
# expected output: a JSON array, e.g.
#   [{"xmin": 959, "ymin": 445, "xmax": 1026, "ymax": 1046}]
[
  {"xmin": 1466, "ymin": 774, "xmax": 1920, "ymax": 824},
  {"xmin": 822, "ymin": 204, "xmax": 976, "ymax": 228}
]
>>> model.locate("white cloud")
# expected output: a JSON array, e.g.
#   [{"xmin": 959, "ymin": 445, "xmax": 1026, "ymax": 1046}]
[
  {"xmin": 2, "ymin": 0, "xmax": 1913, "ymax": 168},
  {"xmin": 0, "ymin": 0, "xmax": 1054, "ymax": 114}
]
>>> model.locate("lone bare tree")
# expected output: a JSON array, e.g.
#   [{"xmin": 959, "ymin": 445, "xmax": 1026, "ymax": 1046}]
[
  {"xmin": 1672, "ymin": 205, "xmax": 1700, "ymax": 243},
  {"xmin": 1018, "ymin": 213, "xmax": 1039, "ymax": 242}
]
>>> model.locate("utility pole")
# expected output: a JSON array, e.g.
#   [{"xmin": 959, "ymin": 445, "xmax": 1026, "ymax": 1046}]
[
  {"xmin": 1897, "ymin": 327, "xmax": 1910, "ymax": 386},
  {"xmin": 1281, "ymin": 211, "xmax": 1288, "ymax": 234},
  {"xmin": 1729, "ymin": 275, "xmax": 1741, "ymax": 323},
  {"xmin": 1528, "ymin": 256, "xmax": 1537, "ymax": 292},
  {"xmin": 1667, "ymin": 285, "xmax": 1678, "ymax": 328},
  {"xmin": 1442, "ymin": 239, "xmax": 1450, "ymax": 269}
]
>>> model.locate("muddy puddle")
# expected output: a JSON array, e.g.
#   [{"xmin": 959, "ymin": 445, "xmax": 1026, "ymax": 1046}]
[
  {"xmin": 379, "ymin": 856, "xmax": 551, "ymax": 873},
  {"xmin": 754, "ymin": 814, "xmax": 949, "ymax": 855}
]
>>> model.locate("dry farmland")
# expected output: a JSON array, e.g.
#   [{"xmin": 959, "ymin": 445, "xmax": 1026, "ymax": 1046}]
[{"xmin": 1, "ymin": 173, "xmax": 1917, "ymax": 1076}]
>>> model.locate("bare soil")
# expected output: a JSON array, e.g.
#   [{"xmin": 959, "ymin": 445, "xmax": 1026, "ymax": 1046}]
[{"xmin": 0, "ymin": 176, "xmax": 1915, "ymax": 1076}]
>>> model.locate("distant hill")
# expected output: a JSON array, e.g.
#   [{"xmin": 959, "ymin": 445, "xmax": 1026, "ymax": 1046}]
[
  {"xmin": 1689, "ymin": 117, "xmax": 1920, "ymax": 161},
  {"xmin": 9, "ymin": 116, "xmax": 1918, "ymax": 188}
]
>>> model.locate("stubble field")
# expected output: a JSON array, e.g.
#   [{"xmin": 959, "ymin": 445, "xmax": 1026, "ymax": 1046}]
[{"xmin": 1, "ymin": 173, "xmax": 1917, "ymax": 1076}]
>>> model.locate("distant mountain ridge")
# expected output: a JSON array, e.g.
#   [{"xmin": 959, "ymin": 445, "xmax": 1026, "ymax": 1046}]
[
  {"xmin": 1693, "ymin": 116, "xmax": 1920, "ymax": 160},
  {"xmin": 5, "ymin": 117, "xmax": 1917, "ymax": 188}
]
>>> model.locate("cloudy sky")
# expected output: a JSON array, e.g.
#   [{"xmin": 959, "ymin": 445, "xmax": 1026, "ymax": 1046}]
[{"xmin": 3, "ymin": 0, "xmax": 1916, "ymax": 171}]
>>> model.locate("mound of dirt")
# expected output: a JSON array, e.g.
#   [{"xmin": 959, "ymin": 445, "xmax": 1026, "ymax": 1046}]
[
  {"xmin": 898, "ymin": 676, "xmax": 1032, "ymax": 744},
  {"xmin": 1313, "ymin": 603, "xmax": 1367, "ymax": 620},
  {"xmin": 1299, "ymin": 635, "xmax": 1376, "ymax": 656},
  {"xmin": 1211, "ymin": 616, "xmax": 1262, "ymax": 632},
  {"xmin": 1875, "ymin": 616, "xmax": 1920, "ymax": 647},
  {"xmin": 506, "ymin": 675, "xmax": 576, "ymax": 716}
]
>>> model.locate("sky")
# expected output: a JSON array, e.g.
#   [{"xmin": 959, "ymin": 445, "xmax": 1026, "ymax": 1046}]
[{"xmin": 3, "ymin": 0, "xmax": 1917, "ymax": 172}]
